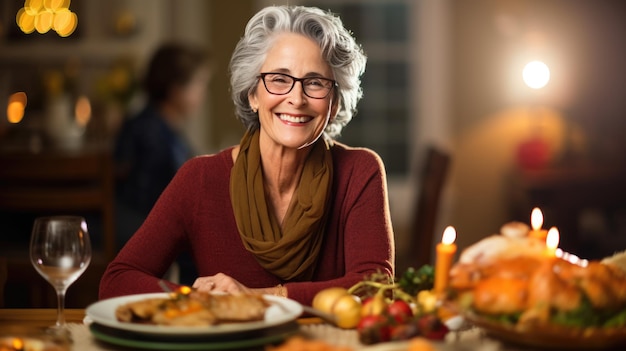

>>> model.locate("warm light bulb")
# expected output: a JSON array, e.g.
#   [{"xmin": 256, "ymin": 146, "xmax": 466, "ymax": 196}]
[
  {"xmin": 546, "ymin": 227, "xmax": 559, "ymax": 250},
  {"xmin": 523, "ymin": 60, "xmax": 550, "ymax": 89},
  {"xmin": 442, "ymin": 226, "xmax": 456, "ymax": 245},
  {"xmin": 531, "ymin": 207, "xmax": 543, "ymax": 231}
]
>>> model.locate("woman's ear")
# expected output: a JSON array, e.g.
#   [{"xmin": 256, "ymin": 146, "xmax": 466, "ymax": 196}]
[{"xmin": 248, "ymin": 93, "xmax": 258, "ymax": 113}]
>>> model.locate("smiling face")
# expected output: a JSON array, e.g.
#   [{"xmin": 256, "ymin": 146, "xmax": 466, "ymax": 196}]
[{"xmin": 249, "ymin": 33, "xmax": 337, "ymax": 150}]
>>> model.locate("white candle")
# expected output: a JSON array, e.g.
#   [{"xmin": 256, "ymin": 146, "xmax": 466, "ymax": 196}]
[
  {"xmin": 529, "ymin": 207, "xmax": 548, "ymax": 240},
  {"xmin": 545, "ymin": 227, "xmax": 559, "ymax": 256}
]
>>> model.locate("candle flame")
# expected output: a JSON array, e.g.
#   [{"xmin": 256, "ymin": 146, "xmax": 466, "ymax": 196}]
[
  {"xmin": 546, "ymin": 227, "xmax": 559, "ymax": 250},
  {"xmin": 531, "ymin": 207, "xmax": 543, "ymax": 231},
  {"xmin": 442, "ymin": 226, "xmax": 456, "ymax": 245}
]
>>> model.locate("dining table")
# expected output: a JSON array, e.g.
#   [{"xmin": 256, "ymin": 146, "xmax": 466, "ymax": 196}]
[{"xmin": 0, "ymin": 307, "xmax": 573, "ymax": 351}]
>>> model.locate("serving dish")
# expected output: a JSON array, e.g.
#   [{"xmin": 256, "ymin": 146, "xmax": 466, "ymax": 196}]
[{"xmin": 464, "ymin": 311, "xmax": 626, "ymax": 350}]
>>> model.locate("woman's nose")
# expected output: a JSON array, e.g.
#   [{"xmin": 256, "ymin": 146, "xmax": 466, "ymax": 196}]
[{"xmin": 287, "ymin": 81, "xmax": 307, "ymax": 106}]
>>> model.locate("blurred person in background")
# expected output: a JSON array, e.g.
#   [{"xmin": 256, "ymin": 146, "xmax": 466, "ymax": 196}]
[
  {"xmin": 114, "ymin": 43, "xmax": 210, "ymax": 285},
  {"xmin": 114, "ymin": 42, "xmax": 210, "ymax": 247}
]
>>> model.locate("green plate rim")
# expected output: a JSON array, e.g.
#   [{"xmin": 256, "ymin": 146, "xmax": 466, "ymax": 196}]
[{"xmin": 89, "ymin": 323, "xmax": 298, "ymax": 350}]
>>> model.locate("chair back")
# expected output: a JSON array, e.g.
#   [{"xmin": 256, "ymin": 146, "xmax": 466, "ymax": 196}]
[{"xmin": 410, "ymin": 147, "xmax": 451, "ymax": 268}]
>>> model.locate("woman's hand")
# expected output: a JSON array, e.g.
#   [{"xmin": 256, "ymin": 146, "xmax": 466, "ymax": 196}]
[
  {"xmin": 192, "ymin": 273, "xmax": 253, "ymax": 294},
  {"xmin": 192, "ymin": 273, "xmax": 287, "ymax": 297}
]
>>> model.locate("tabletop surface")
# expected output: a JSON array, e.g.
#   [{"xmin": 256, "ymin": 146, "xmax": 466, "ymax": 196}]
[
  {"xmin": 1, "ymin": 308, "xmax": 623, "ymax": 350},
  {"xmin": 0, "ymin": 308, "xmax": 454, "ymax": 350},
  {"xmin": 0, "ymin": 308, "xmax": 86, "ymax": 327}
]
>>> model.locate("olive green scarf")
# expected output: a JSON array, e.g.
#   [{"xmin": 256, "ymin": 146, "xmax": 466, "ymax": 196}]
[{"xmin": 229, "ymin": 129, "xmax": 333, "ymax": 281}]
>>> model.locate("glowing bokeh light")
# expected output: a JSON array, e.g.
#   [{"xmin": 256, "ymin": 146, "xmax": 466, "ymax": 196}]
[
  {"xmin": 56, "ymin": 11, "xmax": 77, "ymax": 37},
  {"xmin": 7, "ymin": 92, "xmax": 28, "ymax": 124},
  {"xmin": 7, "ymin": 102, "xmax": 25, "ymax": 124},
  {"xmin": 74, "ymin": 95, "xmax": 91, "ymax": 127},
  {"xmin": 25, "ymin": 0, "xmax": 43, "ymax": 15},
  {"xmin": 17, "ymin": 0, "xmax": 76, "ymax": 37},
  {"xmin": 34, "ymin": 10, "xmax": 53, "ymax": 34},
  {"xmin": 523, "ymin": 60, "xmax": 550, "ymax": 89},
  {"xmin": 16, "ymin": 8, "xmax": 36, "ymax": 34},
  {"xmin": 9, "ymin": 92, "xmax": 27, "ymax": 106}
]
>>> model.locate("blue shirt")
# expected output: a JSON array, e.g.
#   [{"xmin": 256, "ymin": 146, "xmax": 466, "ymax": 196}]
[{"xmin": 115, "ymin": 105, "xmax": 192, "ymax": 216}]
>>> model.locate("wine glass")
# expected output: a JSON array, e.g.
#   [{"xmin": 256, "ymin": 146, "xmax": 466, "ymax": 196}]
[{"xmin": 30, "ymin": 216, "xmax": 92, "ymax": 333}]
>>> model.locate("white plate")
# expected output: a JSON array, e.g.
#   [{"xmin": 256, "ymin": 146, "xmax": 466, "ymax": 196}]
[{"xmin": 86, "ymin": 293, "xmax": 303, "ymax": 336}]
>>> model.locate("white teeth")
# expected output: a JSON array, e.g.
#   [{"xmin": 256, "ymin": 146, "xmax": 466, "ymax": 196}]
[{"xmin": 278, "ymin": 114, "xmax": 311, "ymax": 123}]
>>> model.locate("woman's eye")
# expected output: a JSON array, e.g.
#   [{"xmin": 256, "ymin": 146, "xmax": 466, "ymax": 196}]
[
  {"xmin": 269, "ymin": 76, "xmax": 290, "ymax": 84},
  {"xmin": 306, "ymin": 79, "xmax": 324, "ymax": 87}
]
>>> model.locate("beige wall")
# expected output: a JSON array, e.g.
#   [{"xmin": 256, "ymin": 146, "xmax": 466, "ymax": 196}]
[
  {"xmin": 448, "ymin": 0, "xmax": 626, "ymax": 253},
  {"xmin": 205, "ymin": 1, "xmax": 254, "ymax": 151}
]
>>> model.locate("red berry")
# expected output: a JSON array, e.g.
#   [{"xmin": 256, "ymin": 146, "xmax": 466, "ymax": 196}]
[
  {"xmin": 416, "ymin": 314, "xmax": 449, "ymax": 340},
  {"xmin": 386, "ymin": 300, "xmax": 413, "ymax": 324}
]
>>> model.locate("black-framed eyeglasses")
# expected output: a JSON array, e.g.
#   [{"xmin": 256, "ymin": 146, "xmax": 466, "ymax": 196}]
[{"xmin": 257, "ymin": 72, "xmax": 337, "ymax": 99}]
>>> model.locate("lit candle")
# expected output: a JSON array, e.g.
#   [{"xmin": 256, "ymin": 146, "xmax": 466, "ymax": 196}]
[
  {"xmin": 545, "ymin": 227, "xmax": 559, "ymax": 257},
  {"xmin": 434, "ymin": 226, "xmax": 457, "ymax": 294},
  {"xmin": 528, "ymin": 207, "xmax": 548, "ymax": 240}
]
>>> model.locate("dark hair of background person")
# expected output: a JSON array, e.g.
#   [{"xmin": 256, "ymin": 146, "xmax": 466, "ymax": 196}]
[{"xmin": 143, "ymin": 42, "xmax": 210, "ymax": 103}]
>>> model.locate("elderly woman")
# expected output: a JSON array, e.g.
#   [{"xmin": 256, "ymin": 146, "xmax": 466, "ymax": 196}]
[{"xmin": 99, "ymin": 5, "xmax": 394, "ymax": 305}]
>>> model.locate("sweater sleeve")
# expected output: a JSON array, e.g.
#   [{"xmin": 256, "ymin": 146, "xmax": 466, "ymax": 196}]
[
  {"xmin": 99, "ymin": 159, "xmax": 201, "ymax": 299},
  {"xmin": 286, "ymin": 149, "xmax": 395, "ymax": 305}
]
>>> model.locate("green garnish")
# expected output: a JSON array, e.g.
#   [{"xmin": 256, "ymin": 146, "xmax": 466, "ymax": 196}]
[
  {"xmin": 398, "ymin": 265, "xmax": 435, "ymax": 296},
  {"xmin": 548, "ymin": 296, "xmax": 626, "ymax": 328}
]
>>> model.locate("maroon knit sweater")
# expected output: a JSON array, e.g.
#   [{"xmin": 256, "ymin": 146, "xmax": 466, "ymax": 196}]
[{"xmin": 99, "ymin": 142, "xmax": 394, "ymax": 306}]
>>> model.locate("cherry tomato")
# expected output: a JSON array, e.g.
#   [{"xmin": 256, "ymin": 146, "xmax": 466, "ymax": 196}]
[
  {"xmin": 416, "ymin": 314, "xmax": 449, "ymax": 340},
  {"xmin": 357, "ymin": 314, "xmax": 391, "ymax": 344},
  {"xmin": 387, "ymin": 300, "xmax": 413, "ymax": 323}
]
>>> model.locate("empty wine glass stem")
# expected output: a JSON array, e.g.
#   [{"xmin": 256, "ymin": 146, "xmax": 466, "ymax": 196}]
[{"xmin": 55, "ymin": 288, "xmax": 67, "ymax": 328}]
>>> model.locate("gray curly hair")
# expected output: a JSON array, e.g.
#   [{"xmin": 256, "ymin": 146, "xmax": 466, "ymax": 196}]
[{"xmin": 229, "ymin": 5, "xmax": 367, "ymax": 139}]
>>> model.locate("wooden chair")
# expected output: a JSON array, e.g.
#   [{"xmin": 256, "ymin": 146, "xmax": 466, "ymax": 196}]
[{"xmin": 408, "ymin": 146, "xmax": 451, "ymax": 269}]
